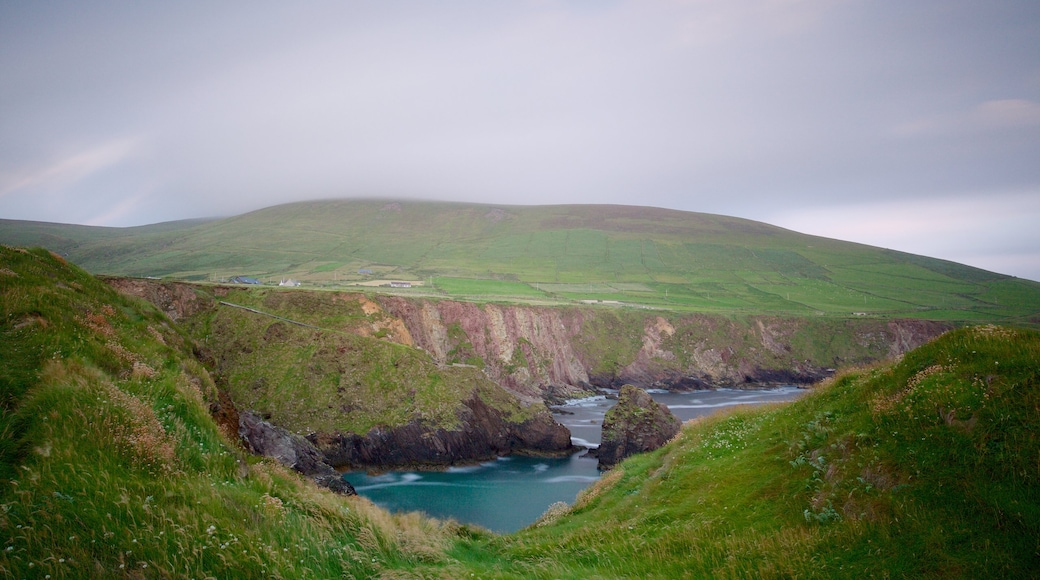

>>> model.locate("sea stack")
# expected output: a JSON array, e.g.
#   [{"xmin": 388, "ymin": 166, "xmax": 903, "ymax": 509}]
[{"xmin": 595, "ymin": 385, "xmax": 682, "ymax": 470}]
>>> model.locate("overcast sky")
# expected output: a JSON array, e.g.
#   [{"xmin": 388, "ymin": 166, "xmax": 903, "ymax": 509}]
[{"xmin": 2, "ymin": 1, "xmax": 1039, "ymax": 281}]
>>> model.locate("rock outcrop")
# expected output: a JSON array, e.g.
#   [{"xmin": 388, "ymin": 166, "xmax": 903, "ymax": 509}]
[
  {"xmin": 377, "ymin": 297, "xmax": 592, "ymax": 402},
  {"xmin": 104, "ymin": 278, "xmax": 213, "ymax": 321},
  {"xmin": 238, "ymin": 410, "xmax": 357, "ymax": 495},
  {"xmin": 594, "ymin": 385, "xmax": 681, "ymax": 470},
  {"xmin": 310, "ymin": 394, "xmax": 574, "ymax": 469}
]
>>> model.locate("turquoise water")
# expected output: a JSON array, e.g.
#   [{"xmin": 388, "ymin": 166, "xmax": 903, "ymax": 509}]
[
  {"xmin": 345, "ymin": 453, "xmax": 600, "ymax": 533},
  {"xmin": 344, "ymin": 386, "xmax": 805, "ymax": 533}
]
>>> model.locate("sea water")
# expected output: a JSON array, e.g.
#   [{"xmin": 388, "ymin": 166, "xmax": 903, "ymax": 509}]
[{"xmin": 343, "ymin": 386, "xmax": 805, "ymax": 533}]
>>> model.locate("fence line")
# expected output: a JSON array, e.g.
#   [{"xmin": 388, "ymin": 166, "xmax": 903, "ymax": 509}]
[{"xmin": 217, "ymin": 301, "xmax": 324, "ymax": 330}]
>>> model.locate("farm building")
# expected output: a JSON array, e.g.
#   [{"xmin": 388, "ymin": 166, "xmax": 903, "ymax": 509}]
[{"xmin": 230, "ymin": 276, "xmax": 261, "ymax": 285}]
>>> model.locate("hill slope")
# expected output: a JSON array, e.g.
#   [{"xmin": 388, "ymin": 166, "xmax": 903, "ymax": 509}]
[
  {"xmin": 2, "ymin": 199, "xmax": 1038, "ymax": 322},
  {"xmin": 427, "ymin": 323, "xmax": 1040, "ymax": 578},
  {"xmin": 0, "ymin": 247, "xmax": 463, "ymax": 578}
]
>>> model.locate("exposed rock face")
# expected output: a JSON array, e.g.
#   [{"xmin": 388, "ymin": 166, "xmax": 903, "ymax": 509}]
[
  {"xmin": 238, "ymin": 410, "xmax": 357, "ymax": 495},
  {"xmin": 377, "ymin": 295, "xmax": 949, "ymax": 397},
  {"xmin": 105, "ymin": 278, "xmax": 213, "ymax": 321},
  {"xmin": 378, "ymin": 297, "xmax": 592, "ymax": 402},
  {"xmin": 594, "ymin": 385, "xmax": 681, "ymax": 470},
  {"xmin": 310, "ymin": 394, "xmax": 574, "ymax": 469}
]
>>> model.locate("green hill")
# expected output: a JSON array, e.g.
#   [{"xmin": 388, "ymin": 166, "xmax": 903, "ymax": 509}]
[
  {"xmin": 3, "ymin": 246, "xmax": 1038, "ymax": 578},
  {"xmin": 2, "ymin": 200, "xmax": 1038, "ymax": 323}
]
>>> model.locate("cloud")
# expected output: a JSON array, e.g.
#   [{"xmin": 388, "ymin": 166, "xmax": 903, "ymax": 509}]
[
  {"xmin": 892, "ymin": 99, "xmax": 1040, "ymax": 137},
  {"xmin": 665, "ymin": 0, "xmax": 835, "ymax": 46},
  {"xmin": 0, "ymin": 1, "xmax": 1038, "ymax": 279}
]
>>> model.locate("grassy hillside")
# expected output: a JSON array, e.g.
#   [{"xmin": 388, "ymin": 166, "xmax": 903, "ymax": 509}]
[
  {"xmin": 3, "ymin": 200, "xmax": 1038, "ymax": 323},
  {"xmin": 424, "ymin": 324, "xmax": 1040, "ymax": 578},
  {"xmin": 2, "ymin": 246, "xmax": 1038, "ymax": 578},
  {"xmin": 183, "ymin": 285, "xmax": 541, "ymax": 436},
  {"xmin": 0, "ymin": 247, "xmax": 465, "ymax": 578}
]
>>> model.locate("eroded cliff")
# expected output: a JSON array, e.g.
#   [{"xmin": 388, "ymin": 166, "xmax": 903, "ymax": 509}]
[{"xmin": 110, "ymin": 280, "xmax": 949, "ymax": 468}]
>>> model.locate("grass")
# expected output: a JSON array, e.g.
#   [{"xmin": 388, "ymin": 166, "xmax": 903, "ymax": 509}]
[
  {"xmin": 181, "ymin": 286, "xmax": 542, "ymax": 436},
  {"xmin": 0, "ymin": 246, "xmax": 474, "ymax": 579},
  {"xmin": 2, "ymin": 246, "xmax": 1039, "ymax": 578},
  {"xmin": 414, "ymin": 323, "xmax": 1040, "ymax": 578},
  {"xmin": 433, "ymin": 277, "xmax": 550, "ymax": 300},
  {"xmin": 2, "ymin": 200, "xmax": 1038, "ymax": 324}
]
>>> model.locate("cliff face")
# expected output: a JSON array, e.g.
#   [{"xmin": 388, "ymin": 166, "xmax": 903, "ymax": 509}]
[
  {"xmin": 376, "ymin": 296, "xmax": 949, "ymax": 397},
  {"xmin": 378, "ymin": 297, "xmax": 591, "ymax": 402},
  {"xmin": 110, "ymin": 280, "xmax": 949, "ymax": 400},
  {"xmin": 109, "ymin": 280, "xmax": 949, "ymax": 468},
  {"xmin": 104, "ymin": 277, "xmax": 211, "ymax": 321}
]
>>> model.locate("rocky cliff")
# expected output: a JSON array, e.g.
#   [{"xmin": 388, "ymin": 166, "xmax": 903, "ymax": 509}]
[
  {"xmin": 238, "ymin": 410, "xmax": 357, "ymax": 494},
  {"xmin": 109, "ymin": 280, "xmax": 950, "ymax": 469},
  {"xmin": 311, "ymin": 393, "xmax": 574, "ymax": 469},
  {"xmin": 377, "ymin": 297, "xmax": 591, "ymax": 403},
  {"xmin": 110, "ymin": 280, "xmax": 948, "ymax": 401},
  {"xmin": 377, "ymin": 296, "xmax": 949, "ymax": 398}
]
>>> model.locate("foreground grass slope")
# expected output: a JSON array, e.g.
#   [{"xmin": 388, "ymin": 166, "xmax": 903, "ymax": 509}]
[
  {"xmin": 429, "ymin": 324, "xmax": 1039, "ymax": 578},
  {"xmin": 0, "ymin": 247, "xmax": 462, "ymax": 579},
  {"xmin": 3, "ymin": 200, "xmax": 1038, "ymax": 322}
]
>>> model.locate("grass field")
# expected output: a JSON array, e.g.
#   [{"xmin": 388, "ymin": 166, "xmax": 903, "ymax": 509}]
[{"xmin": 3, "ymin": 200, "xmax": 1038, "ymax": 325}]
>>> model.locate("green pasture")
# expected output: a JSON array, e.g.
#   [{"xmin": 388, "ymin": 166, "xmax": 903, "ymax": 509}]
[
  {"xmin": 432, "ymin": 277, "xmax": 550, "ymax": 300},
  {"xmin": 2, "ymin": 200, "xmax": 1038, "ymax": 324}
]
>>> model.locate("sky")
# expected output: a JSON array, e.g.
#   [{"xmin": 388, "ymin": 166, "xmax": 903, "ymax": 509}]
[{"xmin": 2, "ymin": 1, "xmax": 1039, "ymax": 281}]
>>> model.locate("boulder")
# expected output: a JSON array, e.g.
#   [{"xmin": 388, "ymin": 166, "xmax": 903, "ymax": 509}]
[
  {"xmin": 594, "ymin": 385, "xmax": 681, "ymax": 470},
  {"xmin": 238, "ymin": 410, "xmax": 356, "ymax": 495}
]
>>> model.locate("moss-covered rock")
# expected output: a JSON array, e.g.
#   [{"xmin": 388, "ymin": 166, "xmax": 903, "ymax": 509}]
[{"xmin": 595, "ymin": 385, "xmax": 681, "ymax": 469}]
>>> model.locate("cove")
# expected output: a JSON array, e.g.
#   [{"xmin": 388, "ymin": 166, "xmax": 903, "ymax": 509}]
[
  {"xmin": 346, "ymin": 454, "xmax": 599, "ymax": 533},
  {"xmin": 343, "ymin": 386, "xmax": 805, "ymax": 533}
]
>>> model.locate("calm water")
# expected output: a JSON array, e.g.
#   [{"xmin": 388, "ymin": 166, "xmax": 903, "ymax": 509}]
[{"xmin": 343, "ymin": 386, "xmax": 805, "ymax": 533}]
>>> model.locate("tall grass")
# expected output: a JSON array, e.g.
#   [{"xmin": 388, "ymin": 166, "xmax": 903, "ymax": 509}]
[
  {"xmin": 420, "ymin": 324, "xmax": 1040, "ymax": 578},
  {"xmin": 0, "ymin": 247, "xmax": 465, "ymax": 578}
]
